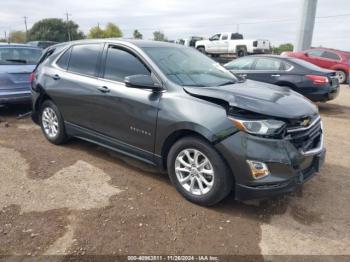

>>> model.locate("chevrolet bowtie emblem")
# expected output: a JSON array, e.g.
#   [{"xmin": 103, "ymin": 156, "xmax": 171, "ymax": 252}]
[{"xmin": 301, "ymin": 118, "xmax": 311, "ymax": 126}]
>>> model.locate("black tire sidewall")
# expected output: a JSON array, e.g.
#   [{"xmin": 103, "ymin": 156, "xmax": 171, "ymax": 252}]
[
  {"xmin": 197, "ymin": 47, "xmax": 205, "ymax": 53},
  {"xmin": 167, "ymin": 137, "xmax": 233, "ymax": 206},
  {"xmin": 40, "ymin": 100, "xmax": 67, "ymax": 144}
]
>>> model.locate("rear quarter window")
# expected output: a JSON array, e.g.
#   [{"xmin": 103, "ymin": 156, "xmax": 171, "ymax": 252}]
[{"xmin": 56, "ymin": 48, "xmax": 72, "ymax": 70}]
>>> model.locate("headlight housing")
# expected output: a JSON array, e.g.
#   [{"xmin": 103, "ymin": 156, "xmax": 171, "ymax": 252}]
[{"xmin": 229, "ymin": 117, "xmax": 285, "ymax": 136}]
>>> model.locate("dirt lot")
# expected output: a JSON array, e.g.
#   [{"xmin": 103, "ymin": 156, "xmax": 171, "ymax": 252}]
[{"xmin": 0, "ymin": 85, "xmax": 350, "ymax": 259}]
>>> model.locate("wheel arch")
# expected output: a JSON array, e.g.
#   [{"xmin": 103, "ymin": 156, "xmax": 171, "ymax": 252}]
[
  {"xmin": 159, "ymin": 128, "xmax": 237, "ymax": 184},
  {"xmin": 32, "ymin": 86, "xmax": 54, "ymax": 124},
  {"xmin": 274, "ymin": 81, "xmax": 297, "ymax": 89}
]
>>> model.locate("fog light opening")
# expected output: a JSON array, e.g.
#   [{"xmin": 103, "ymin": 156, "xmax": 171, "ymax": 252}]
[{"xmin": 247, "ymin": 160, "xmax": 270, "ymax": 179}]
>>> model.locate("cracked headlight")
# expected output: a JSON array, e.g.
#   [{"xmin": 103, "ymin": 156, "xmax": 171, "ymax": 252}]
[{"xmin": 228, "ymin": 117, "xmax": 285, "ymax": 136}]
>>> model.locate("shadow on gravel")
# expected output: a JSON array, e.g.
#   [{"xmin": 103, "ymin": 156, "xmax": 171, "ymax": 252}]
[
  {"xmin": 318, "ymin": 102, "xmax": 350, "ymax": 119},
  {"xmin": 0, "ymin": 104, "xmax": 32, "ymax": 119}
]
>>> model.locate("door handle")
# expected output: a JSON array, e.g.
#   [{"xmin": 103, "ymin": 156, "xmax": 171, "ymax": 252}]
[
  {"xmin": 51, "ymin": 74, "xmax": 60, "ymax": 80},
  {"xmin": 271, "ymin": 74, "xmax": 280, "ymax": 77},
  {"xmin": 96, "ymin": 86, "xmax": 110, "ymax": 93}
]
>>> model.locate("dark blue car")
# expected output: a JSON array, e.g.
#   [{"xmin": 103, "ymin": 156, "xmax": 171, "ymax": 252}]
[{"xmin": 0, "ymin": 44, "xmax": 42, "ymax": 105}]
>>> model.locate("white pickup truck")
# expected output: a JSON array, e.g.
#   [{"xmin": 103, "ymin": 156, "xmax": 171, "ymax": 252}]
[{"xmin": 195, "ymin": 32, "xmax": 270, "ymax": 57}]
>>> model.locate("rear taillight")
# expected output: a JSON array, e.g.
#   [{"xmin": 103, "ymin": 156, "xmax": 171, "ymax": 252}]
[{"xmin": 306, "ymin": 75, "xmax": 329, "ymax": 86}]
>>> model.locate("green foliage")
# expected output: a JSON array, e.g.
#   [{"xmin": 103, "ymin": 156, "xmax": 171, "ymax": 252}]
[
  {"xmin": 133, "ymin": 29, "xmax": 143, "ymax": 39},
  {"xmin": 8, "ymin": 31, "xmax": 26, "ymax": 43},
  {"xmin": 29, "ymin": 18, "xmax": 84, "ymax": 42},
  {"xmin": 272, "ymin": 43, "xmax": 294, "ymax": 54},
  {"xmin": 153, "ymin": 30, "xmax": 167, "ymax": 41},
  {"xmin": 87, "ymin": 23, "xmax": 123, "ymax": 39}
]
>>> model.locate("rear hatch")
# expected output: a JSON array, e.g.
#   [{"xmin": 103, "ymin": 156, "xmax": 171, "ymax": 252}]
[{"xmin": 0, "ymin": 64, "xmax": 35, "ymax": 92}]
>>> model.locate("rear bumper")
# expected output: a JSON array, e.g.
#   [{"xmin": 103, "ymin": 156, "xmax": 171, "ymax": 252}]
[
  {"xmin": 0, "ymin": 91, "xmax": 31, "ymax": 105},
  {"xmin": 305, "ymin": 85, "xmax": 340, "ymax": 102}
]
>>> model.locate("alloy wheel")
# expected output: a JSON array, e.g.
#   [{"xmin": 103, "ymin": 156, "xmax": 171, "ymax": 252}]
[
  {"xmin": 335, "ymin": 71, "xmax": 346, "ymax": 84},
  {"xmin": 175, "ymin": 148, "xmax": 214, "ymax": 196},
  {"xmin": 42, "ymin": 107, "xmax": 59, "ymax": 138}
]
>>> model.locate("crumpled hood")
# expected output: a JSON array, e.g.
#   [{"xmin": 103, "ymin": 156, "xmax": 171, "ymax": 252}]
[{"xmin": 184, "ymin": 80, "xmax": 318, "ymax": 119}]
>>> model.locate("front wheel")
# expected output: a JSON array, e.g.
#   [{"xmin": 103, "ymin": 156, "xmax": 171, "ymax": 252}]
[
  {"xmin": 167, "ymin": 137, "xmax": 233, "ymax": 206},
  {"xmin": 335, "ymin": 70, "xmax": 347, "ymax": 84}
]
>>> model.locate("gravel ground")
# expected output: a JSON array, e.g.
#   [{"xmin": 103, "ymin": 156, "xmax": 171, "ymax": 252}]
[{"xmin": 0, "ymin": 85, "xmax": 349, "ymax": 259}]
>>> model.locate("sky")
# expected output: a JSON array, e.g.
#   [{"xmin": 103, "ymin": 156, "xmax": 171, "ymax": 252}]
[{"xmin": 0, "ymin": 0, "xmax": 349, "ymax": 50}]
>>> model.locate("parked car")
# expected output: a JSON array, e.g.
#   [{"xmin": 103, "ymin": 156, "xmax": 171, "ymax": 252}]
[
  {"xmin": 195, "ymin": 32, "xmax": 270, "ymax": 57},
  {"xmin": 27, "ymin": 41, "xmax": 58, "ymax": 49},
  {"xmin": 281, "ymin": 48, "xmax": 350, "ymax": 84},
  {"xmin": 224, "ymin": 55, "xmax": 339, "ymax": 102},
  {"xmin": 31, "ymin": 39, "xmax": 325, "ymax": 206},
  {"xmin": 0, "ymin": 44, "xmax": 42, "ymax": 105}
]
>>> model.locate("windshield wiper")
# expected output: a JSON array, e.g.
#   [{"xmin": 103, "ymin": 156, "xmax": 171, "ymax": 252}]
[{"xmin": 5, "ymin": 59, "xmax": 27, "ymax": 64}]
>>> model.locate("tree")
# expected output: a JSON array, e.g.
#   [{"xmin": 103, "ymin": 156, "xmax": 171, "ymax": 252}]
[
  {"xmin": 271, "ymin": 43, "xmax": 294, "ymax": 54},
  {"xmin": 88, "ymin": 23, "xmax": 123, "ymax": 39},
  {"xmin": 104, "ymin": 23, "xmax": 122, "ymax": 38},
  {"xmin": 8, "ymin": 31, "xmax": 26, "ymax": 43},
  {"xmin": 29, "ymin": 18, "xmax": 84, "ymax": 42},
  {"xmin": 87, "ymin": 25, "xmax": 105, "ymax": 39},
  {"xmin": 153, "ymin": 30, "xmax": 167, "ymax": 41},
  {"xmin": 133, "ymin": 29, "xmax": 143, "ymax": 39}
]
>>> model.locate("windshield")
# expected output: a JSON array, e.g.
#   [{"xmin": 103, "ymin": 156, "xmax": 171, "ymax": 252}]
[
  {"xmin": 0, "ymin": 47, "xmax": 42, "ymax": 65},
  {"xmin": 142, "ymin": 47, "xmax": 237, "ymax": 87}
]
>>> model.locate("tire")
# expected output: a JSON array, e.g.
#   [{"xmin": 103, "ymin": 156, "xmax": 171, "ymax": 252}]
[
  {"xmin": 40, "ymin": 100, "xmax": 68, "ymax": 145},
  {"xmin": 197, "ymin": 47, "xmax": 206, "ymax": 54},
  {"xmin": 167, "ymin": 136, "xmax": 233, "ymax": 206},
  {"xmin": 335, "ymin": 70, "xmax": 347, "ymax": 84},
  {"xmin": 237, "ymin": 49, "xmax": 246, "ymax": 57}
]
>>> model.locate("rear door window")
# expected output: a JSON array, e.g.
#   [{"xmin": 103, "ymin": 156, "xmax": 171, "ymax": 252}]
[
  {"xmin": 221, "ymin": 34, "xmax": 228, "ymax": 40},
  {"xmin": 103, "ymin": 46, "xmax": 150, "ymax": 82},
  {"xmin": 225, "ymin": 57, "xmax": 255, "ymax": 70},
  {"xmin": 68, "ymin": 44, "xmax": 102, "ymax": 76},
  {"xmin": 321, "ymin": 51, "xmax": 340, "ymax": 61},
  {"xmin": 56, "ymin": 48, "xmax": 71, "ymax": 70},
  {"xmin": 254, "ymin": 58, "xmax": 283, "ymax": 70}
]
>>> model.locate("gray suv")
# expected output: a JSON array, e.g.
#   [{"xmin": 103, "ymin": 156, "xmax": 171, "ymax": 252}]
[{"xmin": 31, "ymin": 39, "xmax": 326, "ymax": 206}]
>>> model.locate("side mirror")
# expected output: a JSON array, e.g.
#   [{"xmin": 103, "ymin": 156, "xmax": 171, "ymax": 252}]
[
  {"xmin": 124, "ymin": 75, "xmax": 162, "ymax": 90},
  {"xmin": 304, "ymin": 52, "xmax": 309, "ymax": 57}
]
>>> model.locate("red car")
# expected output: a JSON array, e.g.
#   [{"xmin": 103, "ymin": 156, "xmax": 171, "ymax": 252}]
[{"xmin": 282, "ymin": 48, "xmax": 350, "ymax": 84}]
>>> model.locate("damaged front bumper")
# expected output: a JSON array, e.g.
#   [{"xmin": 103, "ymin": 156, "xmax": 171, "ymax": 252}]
[{"xmin": 215, "ymin": 129, "xmax": 326, "ymax": 201}]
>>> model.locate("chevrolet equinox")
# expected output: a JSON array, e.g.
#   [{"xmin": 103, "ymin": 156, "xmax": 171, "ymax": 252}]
[{"xmin": 31, "ymin": 40, "xmax": 326, "ymax": 206}]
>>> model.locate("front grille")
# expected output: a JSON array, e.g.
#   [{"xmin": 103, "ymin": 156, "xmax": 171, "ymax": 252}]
[{"xmin": 286, "ymin": 117, "xmax": 322, "ymax": 153}]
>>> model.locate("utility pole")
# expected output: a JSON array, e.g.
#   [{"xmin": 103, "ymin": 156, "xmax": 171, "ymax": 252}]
[
  {"xmin": 295, "ymin": 0, "xmax": 318, "ymax": 51},
  {"xmin": 236, "ymin": 23, "xmax": 240, "ymax": 33},
  {"xmin": 4, "ymin": 31, "xmax": 7, "ymax": 42},
  {"xmin": 65, "ymin": 11, "xmax": 72, "ymax": 41},
  {"xmin": 23, "ymin": 16, "xmax": 28, "ymax": 41}
]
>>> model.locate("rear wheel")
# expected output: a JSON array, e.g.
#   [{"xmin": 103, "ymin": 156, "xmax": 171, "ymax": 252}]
[
  {"xmin": 40, "ymin": 100, "xmax": 68, "ymax": 145},
  {"xmin": 237, "ymin": 48, "xmax": 247, "ymax": 57},
  {"xmin": 167, "ymin": 136, "xmax": 233, "ymax": 206},
  {"xmin": 197, "ymin": 47, "xmax": 206, "ymax": 54},
  {"xmin": 335, "ymin": 70, "xmax": 347, "ymax": 84}
]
